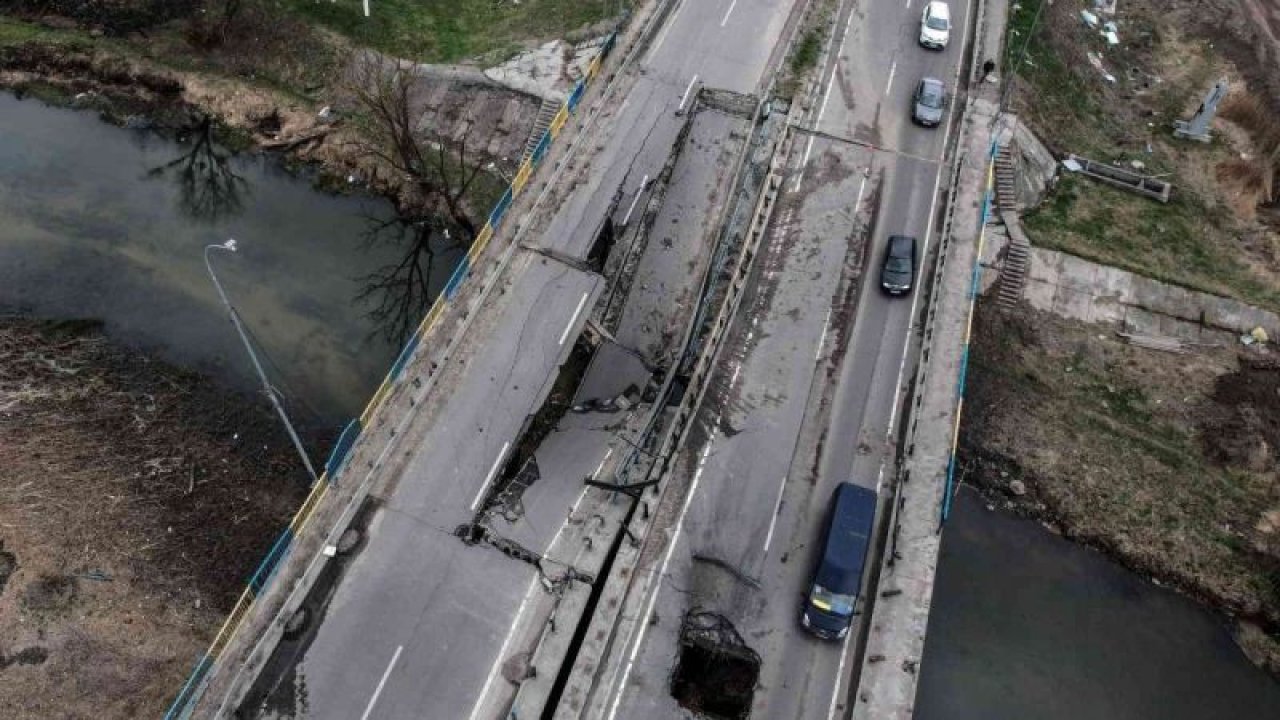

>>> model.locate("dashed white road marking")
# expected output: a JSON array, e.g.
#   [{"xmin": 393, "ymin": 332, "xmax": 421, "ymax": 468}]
[
  {"xmin": 762, "ymin": 476, "xmax": 788, "ymax": 554},
  {"xmin": 678, "ymin": 74, "xmax": 700, "ymax": 111},
  {"xmin": 360, "ymin": 645, "xmax": 403, "ymax": 720},
  {"xmin": 591, "ymin": 447, "xmax": 616, "ymax": 480},
  {"xmin": 815, "ymin": 308, "xmax": 833, "ymax": 362},
  {"xmin": 558, "ymin": 291, "xmax": 590, "ymax": 346},
  {"xmin": 621, "ymin": 174, "xmax": 650, "ymax": 226},
  {"xmin": 884, "ymin": 59, "xmax": 898, "ymax": 96},
  {"xmin": 720, "ymin": 0, "xmax": 739, "ymax": 26},
  {"xmin": 470, "ymin": 441, "xmax": 511, "ymax": 511}
]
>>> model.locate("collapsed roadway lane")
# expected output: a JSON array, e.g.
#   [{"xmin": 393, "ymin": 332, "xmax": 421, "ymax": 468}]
[
  {"xmin": 588, "ymin": 0, "xmax": 974, "ymax": 716},
  {"xmin": 226, "ymin": 1, "xmax": 801, "ymax": 719}
]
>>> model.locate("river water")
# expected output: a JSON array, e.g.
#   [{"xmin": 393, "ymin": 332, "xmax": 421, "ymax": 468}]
[
  {"xmin": 917, "ymin": 487, "xmax": 1280, "ymax": 719},
  {"xmin": 0, "ymin": 91, "xmax": 457, "ymax": 429}
]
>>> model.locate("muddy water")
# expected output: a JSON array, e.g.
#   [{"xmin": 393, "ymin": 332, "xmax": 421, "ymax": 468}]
[
  {"xmin": 916, "ymin": 488, "xmax": 1280, "ymax": 719},
  {"xmin": 0, "ymin": 92, "xmax": 450, "ymax": 427}
]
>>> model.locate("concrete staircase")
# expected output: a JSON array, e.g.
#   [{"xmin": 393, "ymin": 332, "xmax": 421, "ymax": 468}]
[
  {"xmin": 994, "ymin": 144, "xmax": 1019, "ymax": 212},
  {"xmin": 522, "ymin": 96, "xmax": 561, "ymax": 162},
  {"xmin": 992, "ymin": 144, "xmax": 1030, "ymax": 309}
]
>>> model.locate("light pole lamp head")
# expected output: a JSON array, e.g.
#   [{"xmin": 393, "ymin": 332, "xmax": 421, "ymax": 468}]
[{"xmin": 223, "ymin": 238, "xmax": 239, "ymax": 252}]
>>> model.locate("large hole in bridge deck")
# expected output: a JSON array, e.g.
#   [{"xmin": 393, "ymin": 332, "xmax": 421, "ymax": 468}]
[
  {"xmin": 479, "ymin": 336, "xmax": 594, "ymax": 518},
  {"xmin": 670, "ymin": 611, "xmax": 761, "ymax": 719}
]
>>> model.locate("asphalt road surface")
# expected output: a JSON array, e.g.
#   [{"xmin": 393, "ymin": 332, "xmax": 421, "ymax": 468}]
[
  {"xmin": 595, "ymin": 0, "xmax": 974, "ymax": 717},
  {"xmin": 236, "ymin": 1, "xmax": 799, "ymax": 718}
]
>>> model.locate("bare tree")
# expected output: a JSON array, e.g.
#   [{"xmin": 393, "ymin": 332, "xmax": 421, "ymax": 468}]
[
  {"xmin": 348, "ymin": 56, "xmax": 485, "ymax": 240},
  {"xmin": 146, "ymin": 116, "xmax": 248, "ymax": 223},
  {"xmin": 356, "ymin": 215, "xmax": 465, "ymax": 345}
]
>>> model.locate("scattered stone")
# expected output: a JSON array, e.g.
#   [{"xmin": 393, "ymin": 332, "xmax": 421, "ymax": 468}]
[{"xmin": 1009, "ymin": 479, "xmax": 1027, "ymax": 496}]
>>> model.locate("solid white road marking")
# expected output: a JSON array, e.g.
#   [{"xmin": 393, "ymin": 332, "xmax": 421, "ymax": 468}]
[
  {"xmin": 558, "ymin": 291, "xmax": 591, "ymax": 346},
  {"xmin": 467, "ymin": 576, "xmax": 542, "ymax": 720},
  {"xmin": 884, "ymin": 59, "xmax": 898, "ymax": 96},
  {"xmin": 678, "ymin": 75, "xmax": 700, "ymax": 111},
  {"xmin": 826, "ymin": 631, "xmax": 854, "ymax": 720},
  {"xmin": 360, "ymin": 645, "xmax": 403, "ymax": 720},
  {"xmin": 606, "ymin": 440, "xmax": 713, "ymax": 720},
  {"xmin": 762, "ymin": 476, "xmax": 788, "ymax": 554},
  {"xmin": 621, "ymin": 174, "xmax": 650, "ymax": 226},
  {"xmin": 720, "ymin": 0, "xmax": 739, "ymax": 26},
  {"xmin": 470, "ymin": 441, "xmax": 511, "ymax": 511}
]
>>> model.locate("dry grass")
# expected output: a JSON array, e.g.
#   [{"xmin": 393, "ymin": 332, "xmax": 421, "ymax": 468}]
[
  {"xmin": 1219, "ymin": 93, "xmax": 1280, "ymax": 215},
  {"xmin": 0, "ymin": 318, "xmax": 306, "ymax": 718}
]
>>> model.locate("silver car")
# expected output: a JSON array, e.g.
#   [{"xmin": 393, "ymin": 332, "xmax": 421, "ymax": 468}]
[{"xmin": 912, "ymin": 77, "xmax": 946, "ymax": 127}]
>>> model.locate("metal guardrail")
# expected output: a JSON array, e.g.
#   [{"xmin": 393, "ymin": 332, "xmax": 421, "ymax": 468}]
[{"xmin": 162, "ymin": 29, "xmax": 620, "ymax": 720}]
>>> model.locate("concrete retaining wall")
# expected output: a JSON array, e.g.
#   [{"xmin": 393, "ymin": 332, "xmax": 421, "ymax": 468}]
[{"xmin": 980, "ymin": 243, "xmax": 1280, "ymax": 342}]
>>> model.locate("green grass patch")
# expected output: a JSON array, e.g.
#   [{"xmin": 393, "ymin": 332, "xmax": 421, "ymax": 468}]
[
  {"xmin": 0, "ymin": 16, "xmax": 84, "ymax": 48},
  {"xmin": 1025, "ymin": 176, "xmax": 1280, "ymax": 311},
  {"xmin": 790, "ymin": 28, "xmax": 822, "ymax": 76},
  {"xmin": 284, "ymin": 0, "xmax": 617, "ymax": 63}
]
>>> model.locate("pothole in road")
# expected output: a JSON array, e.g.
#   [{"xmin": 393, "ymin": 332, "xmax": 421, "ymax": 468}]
[{"xmin": 670, "ymin": 610, "xmax": 761, "ymax": 719}]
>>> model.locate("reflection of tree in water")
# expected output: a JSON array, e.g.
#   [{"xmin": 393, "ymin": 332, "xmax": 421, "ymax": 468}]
[
  {"xmin": 357, "ymin": 215, "xmax": 464, "ymax": 345},
  {"xmin": 146, "ymin": 116, "xmax": 248, "ymax": 223},
  {"xmin": 349, "ymin": 57, "xmax": 496, "ymax": 347}
]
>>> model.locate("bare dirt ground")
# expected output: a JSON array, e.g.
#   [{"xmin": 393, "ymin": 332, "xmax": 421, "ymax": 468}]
[
  {"xmin": 0, "ymin": 317, "xmax": 306, "ymax": 718},
  {"xmin": 961, "ymin": 303, "xmax": 1280, "ymax": 675}
]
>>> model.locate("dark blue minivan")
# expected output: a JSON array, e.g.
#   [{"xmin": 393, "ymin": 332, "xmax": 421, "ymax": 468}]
[{"xmin": 801, "ymin": 482, "xmax": 877, "ymax": 640}]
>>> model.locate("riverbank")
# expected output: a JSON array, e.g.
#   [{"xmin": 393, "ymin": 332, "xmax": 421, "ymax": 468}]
[
  {"xmin": 0, "ymin": 316, "xmax": 309, "ymax": 718},
  {"xmin": 919, "ymin": 489, "xmax": 1280, "ymax": 719},
  {"xmin": 959, "ymin": 302, "xmax": 1280, "ymax": 677},
  {"xmin": 0, "ymin": 1, "xmax": 619, "ymax": 217}
]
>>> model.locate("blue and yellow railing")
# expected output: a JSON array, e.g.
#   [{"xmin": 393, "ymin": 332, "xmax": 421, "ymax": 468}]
[{"xmin": 163, "ymin": 30, "xmax": 619, "ymax": 720}]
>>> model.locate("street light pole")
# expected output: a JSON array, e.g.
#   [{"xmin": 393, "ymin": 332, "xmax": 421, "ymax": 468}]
[{"xmin": 204, "ymin": 239, "xmax": 320, "ymax": 484}]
